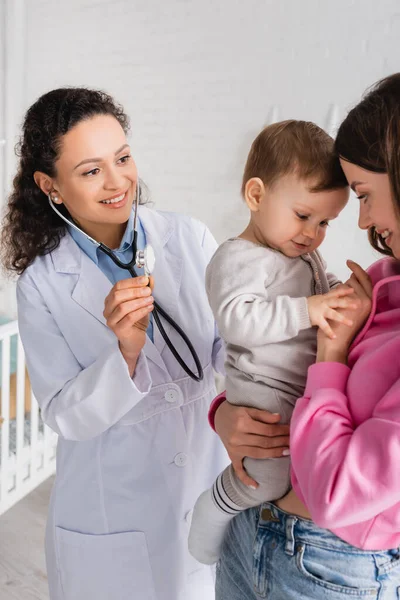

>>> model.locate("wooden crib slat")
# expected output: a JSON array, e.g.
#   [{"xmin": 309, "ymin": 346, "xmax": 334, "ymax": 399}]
[
  {"xmin": 15, "ymin": 337, "xmax": 26, "ymax": 491},
  {"xmin": 30, "ymin": 386, "xmax": 39, "ymax": 474},
  {"xmin": 0, "ymin": 321, "xmax": 57, "ymax": 516},
  {"xmin": 1, "ymin": 337, "xmax": 11, "ymax": 501}
]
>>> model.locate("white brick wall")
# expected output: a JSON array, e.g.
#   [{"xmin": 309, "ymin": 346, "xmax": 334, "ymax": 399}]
[{"xmin": 2, "ymin": 0, "xmax": 400, "ymax": 312}]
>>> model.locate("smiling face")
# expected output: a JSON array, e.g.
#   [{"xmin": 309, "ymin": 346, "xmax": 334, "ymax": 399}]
[
  {"xmin": 339, "ymin": 159, "xmax": 400, "ymax": 259},
  {"xmin": 243, "ymin": 174, "xmax": 349, "ymax": 257},
  {"xmin": 34, "ymin": 114, "xmax": 137, "ymax": 247}
]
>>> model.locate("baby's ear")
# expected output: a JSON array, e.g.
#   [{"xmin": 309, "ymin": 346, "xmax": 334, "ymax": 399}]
[{"xmin": 244, "ymin": 177, "xmax": 266, "ymax": 212}]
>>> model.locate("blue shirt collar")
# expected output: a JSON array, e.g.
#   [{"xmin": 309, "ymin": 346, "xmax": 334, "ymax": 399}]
[
  {"xmin": 119, "ymin": 209, "xmax": 135, "ymax": 253},
  {"xmin": 68, "ymin": 209, "xmax": 137, "ymax": 264}
]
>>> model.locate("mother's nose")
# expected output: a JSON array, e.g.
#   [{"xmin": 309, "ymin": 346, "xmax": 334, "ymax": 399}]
[{"xmin": 358, "ymin": 203, "xmax": 373, "ymax": 230}]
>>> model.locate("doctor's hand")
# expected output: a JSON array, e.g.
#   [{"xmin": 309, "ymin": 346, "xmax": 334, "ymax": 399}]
[
  {"xmin": 103, "ymin": 276, "xmax": 154, "ymax": 375},
  {"xmin": 214, "ymin": 402, "xmax": 290, "ymax": 488}
]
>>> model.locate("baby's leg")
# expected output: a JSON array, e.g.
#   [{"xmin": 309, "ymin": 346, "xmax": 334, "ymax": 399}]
[
  {"xmin": 221, "ymin": 389, "xmax": 293, "ymax": 506},
  {"xmin": 189, "ymin": 389, "xmax": 294, "ymax": 565}
]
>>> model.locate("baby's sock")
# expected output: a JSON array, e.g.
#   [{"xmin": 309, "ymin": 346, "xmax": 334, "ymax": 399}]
[{"xmin": 188, "ymin": 474, "xmax": 243, "ymax": 565}]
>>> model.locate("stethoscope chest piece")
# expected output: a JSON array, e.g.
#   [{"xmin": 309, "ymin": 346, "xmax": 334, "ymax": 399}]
[{"xmin": 136, "ymin": 245, "xmax": 155, "ymax": 275}]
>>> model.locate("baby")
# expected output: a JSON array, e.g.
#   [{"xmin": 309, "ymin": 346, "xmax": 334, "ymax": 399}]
[{"xmin": 189, "ymin": 120, "xmax": 353, "ymax": 564}]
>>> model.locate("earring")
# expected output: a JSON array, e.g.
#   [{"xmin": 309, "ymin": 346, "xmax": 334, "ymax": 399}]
[{"xmin": 49, "ymin": 193, "xmax": 61, "ymax": 204}]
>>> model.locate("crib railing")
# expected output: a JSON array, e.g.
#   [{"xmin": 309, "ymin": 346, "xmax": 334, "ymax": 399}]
[{"xmin": 0, "ymin": 320, "xmax": 57, "ymax": 515}]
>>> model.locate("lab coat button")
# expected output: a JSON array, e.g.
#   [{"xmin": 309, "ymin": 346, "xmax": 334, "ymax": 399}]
[
  {"xmin": 165, "ymin": 390, "xmax": 178, "ymax": 403},
  {"xmin": 185, "ymin": 509, "xmax": 193, "ymax": 524},
  {"xmin": 174, "ymin": 453, "xmax": 188, "ymax": 467}
]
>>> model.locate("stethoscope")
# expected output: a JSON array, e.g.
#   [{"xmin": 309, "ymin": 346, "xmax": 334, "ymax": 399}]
[{"xmin": 48, "ymin": 185, "xmax": 204, "ymax": 382}]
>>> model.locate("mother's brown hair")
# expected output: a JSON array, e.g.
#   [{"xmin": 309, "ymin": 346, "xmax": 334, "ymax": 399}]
[{"xmin": 335, "ymin": 73, "xmax": 400, "ymax": 257}]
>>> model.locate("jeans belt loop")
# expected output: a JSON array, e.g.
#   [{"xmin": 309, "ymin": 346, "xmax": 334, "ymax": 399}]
[{"xmin": 284, "ymin": 516, "xmax": 297, "ymax": 556}]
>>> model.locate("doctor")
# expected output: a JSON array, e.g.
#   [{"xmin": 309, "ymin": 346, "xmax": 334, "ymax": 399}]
[
  {"xmin": 1, "ymin": 87, "xmax": 288, "ymax": 600},
  {"xmin": 1, "ymin": 86, "xmax": 230, "ymax": 600}
]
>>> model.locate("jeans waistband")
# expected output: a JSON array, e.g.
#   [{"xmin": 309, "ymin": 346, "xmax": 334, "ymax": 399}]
[{"xmin": 258, "ymin": 503, "xmax": 400, "ymax": 562}]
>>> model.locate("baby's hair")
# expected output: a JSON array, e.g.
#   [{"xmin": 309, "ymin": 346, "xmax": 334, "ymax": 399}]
[{"xmin": 242, "ymin": 120, "xmax": 348, "ymax": 196}]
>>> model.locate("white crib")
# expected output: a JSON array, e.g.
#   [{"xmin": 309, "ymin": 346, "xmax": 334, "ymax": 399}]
[{"xmin": 0, "ymin": 319, "xmax": 57, "ymax": 516}]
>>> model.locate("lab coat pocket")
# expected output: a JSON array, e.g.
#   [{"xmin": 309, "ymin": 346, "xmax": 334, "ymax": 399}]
[{"xmin": 56, "ymin": 527, "xmax": 157, "ymax": 600}]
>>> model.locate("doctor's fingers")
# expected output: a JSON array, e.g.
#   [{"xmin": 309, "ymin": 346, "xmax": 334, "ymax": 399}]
[
  {"xmin": 113, "ymin": 276, "xmax": 150, "ymax": 291},
  {"xmin": 105, "ymin": 296, "xmax": 154, "ymax": 327},
  {"xmin": 105, "ymin": 275, "xmax": 150, "ymax": 301},
  {"xmin": 104, "ymin": 286, "xmax": 153, "ymax": 319},
  {"xmin": 111, "ymin": 305, "xmax": 154, "ymax": 338}
]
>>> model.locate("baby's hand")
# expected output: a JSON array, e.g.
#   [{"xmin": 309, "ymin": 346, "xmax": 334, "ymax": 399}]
[{"xmin": 307, "ymin": 286, "xmax": 360, "ymax": 339}]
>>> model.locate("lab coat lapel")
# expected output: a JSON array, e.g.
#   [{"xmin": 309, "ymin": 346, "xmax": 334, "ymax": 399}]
[
  {"xmin": 52, "ymin": 220, "xmax": 182, "ymax": 375},
  {"xmin": 52, "ymin": 233, "xmax": 113, "ymax": 329}
]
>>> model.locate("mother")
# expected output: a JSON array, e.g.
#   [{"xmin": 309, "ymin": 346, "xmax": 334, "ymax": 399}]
[{"xmin": 214, "ymin": 73, "xmax": 400, "ymax": 599}]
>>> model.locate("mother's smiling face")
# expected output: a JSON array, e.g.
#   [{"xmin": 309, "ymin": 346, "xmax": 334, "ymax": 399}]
[{"xmin": 339, "ymin": 159, "xmax": 400, "ymax": 260}]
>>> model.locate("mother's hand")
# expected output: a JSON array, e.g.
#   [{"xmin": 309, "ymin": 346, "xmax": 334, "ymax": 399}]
[
  {"xmin": 317, "ymin": 261, "xmax": 373, "ymax": 363},
  {"xmin": 214, "ymin": 401, "xmax": 290, "ymax": 488}
]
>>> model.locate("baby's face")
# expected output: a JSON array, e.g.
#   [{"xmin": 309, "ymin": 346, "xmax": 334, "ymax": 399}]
[{"xmin": 253, "ymin": 174, "xmax": 349, "ymax": 258}]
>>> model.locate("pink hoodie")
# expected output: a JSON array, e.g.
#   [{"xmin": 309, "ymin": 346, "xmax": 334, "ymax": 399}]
[{"xmin": 291, "ymin": 257, "xmax": 400, "ymax": 550}]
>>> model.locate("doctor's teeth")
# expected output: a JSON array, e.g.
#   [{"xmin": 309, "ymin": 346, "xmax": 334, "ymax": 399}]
[
  {"xmin": 381, "ymin": 229, "xmax": 392, "ymax": 239},
  {"xmin": 101, "ymin": 193, "xmax": 125, "ymax": 204}
]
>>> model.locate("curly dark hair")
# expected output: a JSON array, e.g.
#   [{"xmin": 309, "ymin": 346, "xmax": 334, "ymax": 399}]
[
  {"xmin": 335, "ymin": 73, "xmax": 400, "ymax": 258},
  {"xmin": 1, "ymin": 87, "xmax": 135, "ymax": 274}
]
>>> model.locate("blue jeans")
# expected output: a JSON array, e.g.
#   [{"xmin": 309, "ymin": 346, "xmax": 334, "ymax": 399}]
[{"xmin": 215, "ymin": 503, "xmax": 400, "ymax": 599}]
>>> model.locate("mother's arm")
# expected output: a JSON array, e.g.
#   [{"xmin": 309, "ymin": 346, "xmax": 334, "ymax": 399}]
[{"xmin": 289, "ymin": 262, "xmax": 390, "ymax": 529}]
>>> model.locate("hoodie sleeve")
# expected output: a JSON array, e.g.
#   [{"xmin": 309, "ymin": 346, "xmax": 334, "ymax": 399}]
[{"xmin": 291, "ymin": 361, "xmax": 400, "ymax": 529}]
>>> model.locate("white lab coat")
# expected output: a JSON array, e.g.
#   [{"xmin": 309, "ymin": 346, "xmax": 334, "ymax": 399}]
[{"xmin": 17, "ymin": 206, "xmax": 228, "ymax": 600}]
